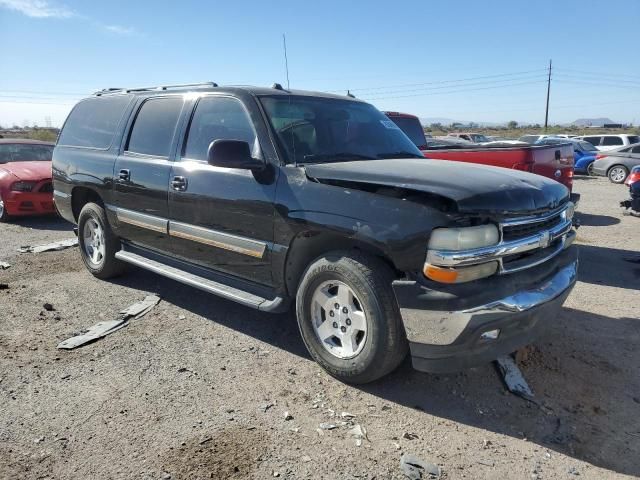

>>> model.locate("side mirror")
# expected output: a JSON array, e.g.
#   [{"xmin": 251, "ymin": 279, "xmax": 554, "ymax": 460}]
[{"xmin": 207, "ymin": 140, "xmax": 264, "ymax": 170}]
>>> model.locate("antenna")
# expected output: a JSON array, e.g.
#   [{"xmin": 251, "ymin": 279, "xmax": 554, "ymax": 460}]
[
  {"xmin": 544, "ymin": 59, "xmax": 552, "ymax": 131},
  {"xmin": 282, "ymin": 33, "xmax": 290, "ymax": 90}
]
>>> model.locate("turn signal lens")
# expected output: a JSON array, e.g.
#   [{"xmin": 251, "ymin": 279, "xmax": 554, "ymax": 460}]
[
  {"xmin": 424, "ymin": 261, "xmax": 499, "ymax": 284},
  {"xmin": 428, "ymin": 224, "xmax": 499, "ymax": 251}
]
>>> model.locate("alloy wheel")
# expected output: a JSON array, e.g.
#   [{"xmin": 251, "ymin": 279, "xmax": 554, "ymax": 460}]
[
  {"xmin": 310, "ymin": 280, "xmax": 368, "ymax": 359},
  {"xmin": 609, "ymin": 166, "xmax": 627, "ymax": 183},
  {"xmin": 83, "ymin": 218, "xmax": 106, "ymax": 266}
]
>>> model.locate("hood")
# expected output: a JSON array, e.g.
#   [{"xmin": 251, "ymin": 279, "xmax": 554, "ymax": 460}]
[
  {"xmin": 305, "ymin": 158, "xmax": 569, "ymax": 214},
  {"xmin": 0, "ymin": 161, "xmax": 52, "ymax": 181}
]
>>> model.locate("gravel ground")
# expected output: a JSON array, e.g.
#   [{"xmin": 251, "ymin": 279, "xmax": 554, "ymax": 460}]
[{"xmin": 0, "ymin": 176, "xmax": 638, "ymax": 480}]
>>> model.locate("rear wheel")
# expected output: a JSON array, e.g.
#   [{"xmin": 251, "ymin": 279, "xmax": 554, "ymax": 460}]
[
  {"xmin": 295, "ymin": 251, "xmax": 408, "ymax": 384},
  {"xmin": 608, "ymin": 165, "xmax": 629, "ymax": 184},
  {"xmin": 586, "ymin": 162, "xmax": 595, "ymax": 176},
  {"xmin": 0, "ymin": 197, "xmax": 10, "ymax": 222},
  {"xmin": 77, "ymin": 202, "xmax": 126, "ymax": 279}
]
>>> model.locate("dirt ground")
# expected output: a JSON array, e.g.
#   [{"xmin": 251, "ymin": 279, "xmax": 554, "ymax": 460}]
[{"xmin": 1, "ymin": 176, "xmax": 638, "ymax": 480}]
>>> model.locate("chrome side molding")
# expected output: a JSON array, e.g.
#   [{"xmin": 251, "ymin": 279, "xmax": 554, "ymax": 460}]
[
  {"xmin": 169, "ymin": 221, "xmax": 266, "ymax": 259},
  {"xmin": 115, "ymin": 207, "xmax": 168, "ymax": 234}
]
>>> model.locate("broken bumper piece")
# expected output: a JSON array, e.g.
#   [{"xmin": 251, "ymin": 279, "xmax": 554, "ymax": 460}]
[{"xmin": 392, "ymin": 247, "xmax": 578, "ymax": 373}]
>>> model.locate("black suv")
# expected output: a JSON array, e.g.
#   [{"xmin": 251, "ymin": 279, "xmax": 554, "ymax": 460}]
[{"xmin": 53, "ymin": 83, "xmax": 578, "ymax": 383}]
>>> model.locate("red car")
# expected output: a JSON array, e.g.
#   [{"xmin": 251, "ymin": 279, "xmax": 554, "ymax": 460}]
[
  {"xmin": 0, "ymin": 139, "xmax": 55, "ymax": 222},
  {"xmin": 384, "ymin": 111, "xmax": 575, "ymax": 192}
]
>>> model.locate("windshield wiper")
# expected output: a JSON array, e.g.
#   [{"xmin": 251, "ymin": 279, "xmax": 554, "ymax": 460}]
[
  {"xmin": 376, "ymin": 151, "xmax": 424, "ymax": 159},
  {"xmin": 301, "ymin": 152, "xmax": 377, "ymax": 164}
]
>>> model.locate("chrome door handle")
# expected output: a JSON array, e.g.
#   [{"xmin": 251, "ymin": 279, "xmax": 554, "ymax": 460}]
[{"xmin": 171, "ymin": 176, "xmax": 188, "ymax": 191}]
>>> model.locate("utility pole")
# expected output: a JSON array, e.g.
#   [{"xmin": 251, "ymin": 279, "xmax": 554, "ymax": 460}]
[{"xmin": 544, "ymin": 59, "xmax": 552, "ymax": 131}]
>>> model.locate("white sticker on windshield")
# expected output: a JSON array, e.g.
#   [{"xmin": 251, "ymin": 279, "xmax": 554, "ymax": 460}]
[{"xmin": 380, "ymin": 120, "xmax": 399, "ymax": 129}]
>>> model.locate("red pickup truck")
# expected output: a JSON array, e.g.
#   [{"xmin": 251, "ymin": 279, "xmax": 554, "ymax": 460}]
[{"xmin": 384, "ymin": 111, "xmax": 575, "ymax": 191}]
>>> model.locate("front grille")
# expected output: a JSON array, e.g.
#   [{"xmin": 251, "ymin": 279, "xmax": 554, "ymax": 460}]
[
  {"xmin": 502, "ymin": 213, "xmax": 562, "ymax": 242},
  {"xmin": 39, "ymin": 182, "xmax": 53, "ymax": 193}
]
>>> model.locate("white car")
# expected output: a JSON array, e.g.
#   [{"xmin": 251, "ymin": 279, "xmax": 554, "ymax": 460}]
[{"xmin": 574, "ymin": 134, "xmax": 640, "ymax": 151}]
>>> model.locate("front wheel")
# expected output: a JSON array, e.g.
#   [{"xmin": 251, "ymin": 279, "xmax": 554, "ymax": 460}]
[
  {"xmin": 295, "ymin": 251, "xmax": 408, "ymax": 384},
  {"xmin": 77, "ymin": 202, "xmax": 126, "ymax": 279},
  {"xmin": 608, "ymin": 165, "xmax": 628, "ymax": 184},
  {"xmin": 586, "ymin": 162, "xmax": 595, "ymax": 176}
]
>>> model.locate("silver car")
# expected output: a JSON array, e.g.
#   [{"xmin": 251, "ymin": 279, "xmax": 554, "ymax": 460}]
[{"xmin": 591, "ymin": 143, "xmax": 640, "ymax": 183}]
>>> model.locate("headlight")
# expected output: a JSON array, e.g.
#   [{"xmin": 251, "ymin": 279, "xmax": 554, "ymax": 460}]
[
  {"xmin": 428, "ymin": 224, "xmax": 499, "ymax": 251},
  {"xmin": 11, "ymin": 181, "xmax": 37, "ymax": 192}
]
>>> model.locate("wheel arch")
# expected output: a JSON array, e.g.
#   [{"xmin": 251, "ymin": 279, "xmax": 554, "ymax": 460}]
[
  {"xmin": 71, "ymin": 186, "xmax": 104, "ymax": 221},
  {"xmin": 283, "ymin": 230, "xmax": 399, "ymax": 297}
]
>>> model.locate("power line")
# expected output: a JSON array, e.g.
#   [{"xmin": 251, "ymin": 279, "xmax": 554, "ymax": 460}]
[
  {"xmin": 363, "ymin": 80, "xmax": 548, "ymax": 101},
  {"xmin": 325, "ymin": 69, "xmax": 549, "ymax": 93},
  {"xmin": 555, "ymin": 67, "xmax": 640, "ymax": 81},
  {"xmin": 347, "ymin": 74, "xmax": 548, "ymax": 97}
]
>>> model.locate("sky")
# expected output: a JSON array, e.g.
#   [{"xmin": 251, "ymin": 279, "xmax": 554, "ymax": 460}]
[{"xmin": 1, "ymin": 0, "xmax": 640, "ymax": 128}]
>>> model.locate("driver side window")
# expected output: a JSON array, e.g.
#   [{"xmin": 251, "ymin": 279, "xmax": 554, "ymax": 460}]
[{"xmin": 183, "ymin": 96, "xmax": 257, "ymax": 161}]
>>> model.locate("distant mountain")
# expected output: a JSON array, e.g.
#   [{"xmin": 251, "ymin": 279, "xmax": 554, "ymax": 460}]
[
  {"xmin": 420, "ymin": 117, "xmax": 502, "ymax": 127},
  {"xmin": 571, "ymin": 117, "xmax": 615, "ymax": 127}
]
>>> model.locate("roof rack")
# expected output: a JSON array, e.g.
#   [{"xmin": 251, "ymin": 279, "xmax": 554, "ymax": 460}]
[{"xmin": 94, "ymin": 82, "xmax": 218, "ymax": 96}]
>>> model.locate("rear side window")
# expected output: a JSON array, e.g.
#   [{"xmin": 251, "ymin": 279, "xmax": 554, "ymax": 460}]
[
  {"xmin": 632, "ymin": 146, "xmax": 640, "ymax": 154},
  {"xmin": 582, "ymin": 136, "xmax": 601, "ymax": 146},
  {"xmin": 578, "ymin": 141, "xmax": 597, "ymax": 152},
  {"xmin": 126, "ymin": 97, "xmax": 183, "ymax": 157},
  {"xmin": 602, "ymin": 136, "xmax": 623, "ymax": 146},
  {"xmin": 628, "ymin": 136, "xmax": 640, "ymax": 144},
  {"xmin": 58, "ymin": 96, "xmax": 132, "ymax": 149},
  {"xmin": 183, "ymin": 96, "xmax": 257, "ymax": 161}
]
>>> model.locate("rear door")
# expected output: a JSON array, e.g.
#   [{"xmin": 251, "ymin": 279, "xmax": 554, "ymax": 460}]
[
  {"xmin": 167, "ymin": 94, "xmax": 277, "ymax": 286},
  {"xmin": 112, "ymin": 95, "xmax": 186, "ymax": 253}
]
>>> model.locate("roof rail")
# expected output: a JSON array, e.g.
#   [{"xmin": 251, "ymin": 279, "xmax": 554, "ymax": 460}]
[{"xmin": 94, "ymin": 82, "xmax": 218, "ymax": 96}]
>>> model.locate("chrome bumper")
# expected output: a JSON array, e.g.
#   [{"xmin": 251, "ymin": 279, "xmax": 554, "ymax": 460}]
[{"xmin": 392, "ymin": 247, "xmax": 578, "ymax": 372}]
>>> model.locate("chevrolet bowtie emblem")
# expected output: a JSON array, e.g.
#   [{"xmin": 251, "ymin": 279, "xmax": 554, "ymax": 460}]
[{"xmin": 539, "ymin": 231, "xmax": 551, "ymax": 248}]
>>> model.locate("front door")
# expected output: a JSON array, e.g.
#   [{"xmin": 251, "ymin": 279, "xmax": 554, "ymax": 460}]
[
  {"xmin": 113, "ymin": 95, "xmax": 185, "ymax": 253},
  {"xmin": 168, "ymin": 95, "xmax": 277, "ymax": 286}
]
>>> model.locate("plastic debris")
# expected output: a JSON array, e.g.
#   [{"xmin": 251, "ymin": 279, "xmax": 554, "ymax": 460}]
[
  {"xmin": 57, "ymin": 295, "xmax": 160, "ymax": 349},
  {"xmin": 400, "ymin": 453, "xmax": 441, "ymax": 480},
  {"xmin": 0, "ymin": 261, "xmax": 10, "ymax": 269},
  {"xmin": 284, "ymin": 411, "xmax": 293, "ymax": 421},
  {"xmin": 347, "ymin": 424, "xmax": 368, "ymax": 446},
  {"xmin": 495, "ymin": 355, "xmax": 535, "ymax": 402},
  {"xmin": 119, "ymin": 295, "xmax": 161, "ymax": 319},
  {"xmin": 18, "ymin": 238, "xmax": 78, "ymax": 253},
  {"xmin": 57, "ymin": 319, "xmax": 128, "ymax": 349},
  {"xmin": 318, "ymin": 423, "xmax": 337, "ymax": 430}
]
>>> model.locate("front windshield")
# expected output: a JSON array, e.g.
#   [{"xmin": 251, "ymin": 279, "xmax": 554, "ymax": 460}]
[
  {"xmin": 0, "ymin": 144, "xmax": 54, "ymax": 163},
  {"xmin": 259, "ymin": 95, "xmax": 423, "ymax": 164}
]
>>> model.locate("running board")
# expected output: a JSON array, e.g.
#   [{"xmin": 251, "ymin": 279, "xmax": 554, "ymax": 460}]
[{"xmin": 114, "ymin": 250, "xmax": 287, "ymax": 312}]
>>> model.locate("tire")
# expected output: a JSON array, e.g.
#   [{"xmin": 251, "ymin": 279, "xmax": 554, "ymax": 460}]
[
  {"xmin": 295, "ymin": 251, "xmax": 408, "ymax": 384},
  {"xmin": 77, "ymin": 202, "xmax": 126, "ymax": 279},
  {"xmin": 586, "ymin": 162, "xmax": 595, "ymax": 176},
  {"xmin": 608, "ymin": 165, "xmax": 628, "ymax": 184},
  {"xmin": 0, "ymin": 196, "xmax": 11, "ymax": 222}
]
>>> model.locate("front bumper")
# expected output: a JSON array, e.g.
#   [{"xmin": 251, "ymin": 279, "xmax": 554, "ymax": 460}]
[
  {"xmin": 3, "ymin": 191, "xmax": 56, "ymax": 216},
  {"xmin": 392, "ymin": 247, "xmax": 578, "ymax": 373}
]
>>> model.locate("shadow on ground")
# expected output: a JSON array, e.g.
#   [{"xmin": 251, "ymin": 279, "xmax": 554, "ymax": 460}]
[
  {"xmin": 577, "ymin": 244, "xmax": 640, "ymax": 289},
  {"xmin": 109, "ymin": 247, "xmax": 640, "ymax": 477},
  {"xmin": 575, "ymin": 212, "xmax": 620, "ymax": 227},
  {"xmin": 10, "ymin": 215, "xmax": 72, "ymax": 232}
]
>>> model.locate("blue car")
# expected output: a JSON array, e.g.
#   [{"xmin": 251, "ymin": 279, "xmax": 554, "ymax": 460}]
[{"xmin": 536, "ymin": 137, "xmax": 598, "ymax": 175}]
